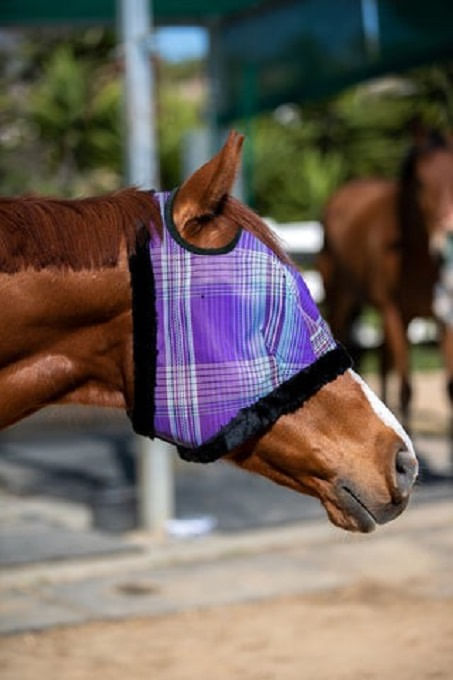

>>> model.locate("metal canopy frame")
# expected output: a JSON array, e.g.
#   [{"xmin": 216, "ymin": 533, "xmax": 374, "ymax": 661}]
[{"xmin": 0, "ymin": 0, "xmax": 260, "ymax": 25}]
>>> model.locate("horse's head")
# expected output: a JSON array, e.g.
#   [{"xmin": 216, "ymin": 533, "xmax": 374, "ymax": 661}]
[
  {"xmin": 403, "ymin": 125, "xmax": 453, "ymax": 255},
  {"xmin": 227, "ymin": 369, "xmax": 416, "ymax": 533},
  {"xmin": 167, "ymin": 131, "xmax": 417, "ymax": 533}
]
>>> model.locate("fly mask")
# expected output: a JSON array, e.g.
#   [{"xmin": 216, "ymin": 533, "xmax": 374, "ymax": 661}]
[{"xmin": 129, "ymin": 190, "xmax": 352, "ymax": 463}]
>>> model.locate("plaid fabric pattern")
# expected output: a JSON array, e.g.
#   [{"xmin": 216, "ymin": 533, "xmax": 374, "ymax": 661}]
[{"xmin": 150, "ymin": 191, "xmax": 337, "ymax": 449}]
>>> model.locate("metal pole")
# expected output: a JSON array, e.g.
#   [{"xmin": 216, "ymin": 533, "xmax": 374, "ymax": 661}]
[
  {"xmin": 206, "ymin": 19, "xmax": 244, "ymax": 200},
  {"xmin": 207, "ymin": 19, "xmax": 222, "ymax": 156},
  {"xmin": 118, "ymin": 0, "xmax": 174, "ymax": 534},
  {"xmin": 118, "ymin": 0, "xmax": 159, "ymax": 188},
  {"xmin": 241, "ymin": 63, "xmax": 257, "ymax": 206},
  {"xmin": 361, "ymin": 0, "xmax": 380, "ymax": 61},
  {"xmin": 137, "ymin": 438, "xmax": 175, "ymax": 534}
]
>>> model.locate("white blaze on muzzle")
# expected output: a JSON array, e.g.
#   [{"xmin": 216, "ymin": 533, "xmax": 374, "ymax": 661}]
[{"xmin": 348, "ymin": 369, "xmax": 417, "ymax": 468}]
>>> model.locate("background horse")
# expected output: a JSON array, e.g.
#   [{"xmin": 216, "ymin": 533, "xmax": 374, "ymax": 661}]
[
  {"xmin": 319, "ymin": 128, "xmax": 453, "ymax": 430},
  {"xmin": 0, "ymin": 131, "xmax": 417, "ymax": 533}
]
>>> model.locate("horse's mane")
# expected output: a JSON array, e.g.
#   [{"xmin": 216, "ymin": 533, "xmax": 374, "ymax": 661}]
[
  {"xmin": 399, "ymin": 129, "xmax": 448, "ymax": 187},
  {"xmin": 0, "ymin": 188, "xmax": 289, "ymax": 274},
  {"xmin": 398, "ymin": 129, "xmax": 450, "ymax": 252},
  {"xmin": 0, "ymin": 189, "xmax": 160, "ymax": 273},
  {"xmin": 223, "ymin": 195, "xmax": 292, "ymax": 266}
]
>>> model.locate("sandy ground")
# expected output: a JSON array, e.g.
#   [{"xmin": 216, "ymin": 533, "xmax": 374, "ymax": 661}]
[
  {"xmin": 0, "ymin": 369, "xmax": 451, "ymax": 680},
  {"xmin": 1, "ymin": 579, "xmax": 452, "ymax": 680}
]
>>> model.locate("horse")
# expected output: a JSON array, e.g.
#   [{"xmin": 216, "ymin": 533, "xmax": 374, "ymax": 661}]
[
  {"xmin": 319, "ymin": 129, "xmax": 453, "ymax": 431},
  {"xmin": 0, "ymin": 131, "xmax": 417, "ymax": 533}
]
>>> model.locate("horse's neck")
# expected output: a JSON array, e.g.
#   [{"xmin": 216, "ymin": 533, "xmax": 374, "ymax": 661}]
[
  {"xmin": 0, "ymin": 252, "xmax": 133, "ymax": 429},
  {"xmin": 396, "ymin": 177, "xmax": 438, "ymax": 316},
  {"xmin": 397, "ymin": 177, "xmax": 429, "ymax": 253}
]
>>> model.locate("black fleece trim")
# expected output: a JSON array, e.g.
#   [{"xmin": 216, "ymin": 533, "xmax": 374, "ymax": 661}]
[
  {"xmin": 128, "ymin": 228, "xmax": 156, "ymax": 438},
  {"xmin": 177, "ymin": 345, "xmax": 352, "ymax": 463}
]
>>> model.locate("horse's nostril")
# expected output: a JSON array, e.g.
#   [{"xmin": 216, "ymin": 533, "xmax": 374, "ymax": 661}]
[
  {"xmin": 395, "ymin": 446, "xmax": 417, "ymax": 495},
  {"xmin": 396, "ymin": 454, "xmax": 407, "ymax": 475}
]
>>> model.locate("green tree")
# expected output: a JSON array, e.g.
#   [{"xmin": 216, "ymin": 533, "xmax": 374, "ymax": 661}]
[
  {"xmin": 156, "ymin": 58, "xmax": 206, "ymax": 190},
  {"xmin": 0, "ymin": 31, "xmax": 205, "ymax": 196},
  {"xmin": 1, "ymin": 27, "xmax": 452, "ymax": 214},
  {"xmin": 29, "ymin": 44, "xmax": 122, "ymax": 190},
  {"xmin": 252, "ymin": 62, "xmax": 453, "ymax": 220}
]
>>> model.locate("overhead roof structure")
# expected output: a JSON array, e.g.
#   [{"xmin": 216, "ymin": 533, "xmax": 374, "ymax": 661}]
[
  {"xmin": 2, "ymin": 1, "xmax": 453, "ymax": 122},
  {"xmin": 0, "ymin": 0, "xmax": 259, "ymax": 25},
  {"xmin": 214, "ymin": 0, "xmax": 453, "ymax": 120}
]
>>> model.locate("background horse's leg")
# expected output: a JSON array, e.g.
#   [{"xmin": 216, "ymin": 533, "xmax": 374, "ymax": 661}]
[
  {"xmin": 379, "ymin": 341, "xmax": 391, "ymax": 405},
  {"xmin": 320, "ymin": 258, "xmax": 361, "ymax": 362},
  {"xmin": 440, "ymin": 325, "xmax": 453, "ymax": 473},
  {"xmin": 381, "ymin": 304, "xmax": 412, "ymax": 430}
]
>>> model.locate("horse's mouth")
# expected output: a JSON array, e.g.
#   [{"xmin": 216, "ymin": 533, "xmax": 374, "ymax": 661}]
[
  {"xmin": 322, "ymin": 481, "xmax": 410, "ymax": 533},
  {"xmin": 338, "ymin": 485, "xmax": 378, "ymax": 532},
  {"xmin": 321, "ymin": 484, "xmax": 378, "ymax": 533}
]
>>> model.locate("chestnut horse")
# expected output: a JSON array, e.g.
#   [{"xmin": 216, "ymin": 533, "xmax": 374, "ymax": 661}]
[
  {"xmin": 319, "ymin": 130, "xmax": 453, "ymax": 429},
  {"xmin": 0, "ymin": 132, "xmax": 417, "ymax": 533}
]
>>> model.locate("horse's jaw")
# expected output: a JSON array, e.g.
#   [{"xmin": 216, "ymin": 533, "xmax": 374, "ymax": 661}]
[{"xmin": 228, "ymin": 371, "xmax": 417, "ymax": 534}]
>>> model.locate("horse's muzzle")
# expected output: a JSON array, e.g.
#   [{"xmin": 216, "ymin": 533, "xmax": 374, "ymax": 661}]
[
  {"xmin": 337, "ymin": 482, "xmax": 410, "ymax": 532},
  {"xmin": 328, "ymin": 442, "xmax": 418, "ymax": 532},
  {"xmin": 394, "ymin": 446, "xmax": 418, "ymax": 499}
]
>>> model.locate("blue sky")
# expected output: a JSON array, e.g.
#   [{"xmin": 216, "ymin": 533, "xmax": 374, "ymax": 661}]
[{"xmin": 155, "ymin": 26, "xmax": 208, "ymax": 61}]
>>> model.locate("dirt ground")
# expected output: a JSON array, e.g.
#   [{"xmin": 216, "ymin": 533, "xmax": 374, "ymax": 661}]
[
  {"xmin": 1, "ymin": 580, "xmax": 452, "ymax": 680},
  {"xmin": 0, "ymin": 370, "xmax": 451, "ymax": 679}
]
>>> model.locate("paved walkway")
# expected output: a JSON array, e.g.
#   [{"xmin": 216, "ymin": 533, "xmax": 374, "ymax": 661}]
[
  {"xmin": 0, "ymin": 496, "xmax": 451, "ymax": 634},
  {"xmin": 0, "ymin": 369, "xmax": 452, "ymax": 634},
  {"xmin": 0, "ymin": 432, "xmax": 451, "ymax": 567}
]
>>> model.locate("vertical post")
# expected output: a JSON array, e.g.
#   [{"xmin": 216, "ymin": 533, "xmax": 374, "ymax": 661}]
[
  {"xmin": 206, "ymin": 20, "xmax": 244, "ymax": 200},
  {"xmin": 118, "ymin": 0, "xmax": 173, "ymax": 534},
  {"xmin": 118, "ymin": 0, "xmax": 159, "ymax": 188},
  {"xmin": 241, "ymin": 63, "xmax": 257, "ymax": 207},
  {"xmin": 207, "ymin": 19, "xmax": 222, "ymax": 156},
  {"xmin": 361, "ymin": 0, "xmax": 380, "ymax": 61},
  {"xmin": 138, "ymin": 438, "xmax": 174, "ymax": 534}
]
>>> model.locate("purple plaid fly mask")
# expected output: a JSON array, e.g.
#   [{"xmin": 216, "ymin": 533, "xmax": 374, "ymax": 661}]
[{"xmin": 129, "ymin": 190, "xmax": 351, "ymax": 463}]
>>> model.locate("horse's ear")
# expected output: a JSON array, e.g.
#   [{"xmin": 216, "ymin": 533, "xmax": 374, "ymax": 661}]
[{"xmin": 172, "ymin": 130, "xmax": 244, "ymax": 233}]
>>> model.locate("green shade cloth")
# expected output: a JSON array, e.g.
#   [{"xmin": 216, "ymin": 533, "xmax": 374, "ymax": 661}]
[{"xmin": 2, "ymin": 0, "xmax": 452, "ymax": 121}]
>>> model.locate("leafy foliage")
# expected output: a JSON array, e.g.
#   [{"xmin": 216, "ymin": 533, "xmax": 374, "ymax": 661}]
[
  {"xmin": 0, "ymin": 26, "xmax": 452, "ymax": 220},
  {"xmin": 0, "ymin": 30, "xmax": 122, "ymax": 195},
  {"xmin": 252, "ymin": 115, "xmax": 345, "ymax": 220},
  {"xmin": 156, "ymin": 59, "xmax": 206, "ymax": 190},
  {"xmin": 251, "ymin": 65, "xmax": 453, "ymax": 219}
]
